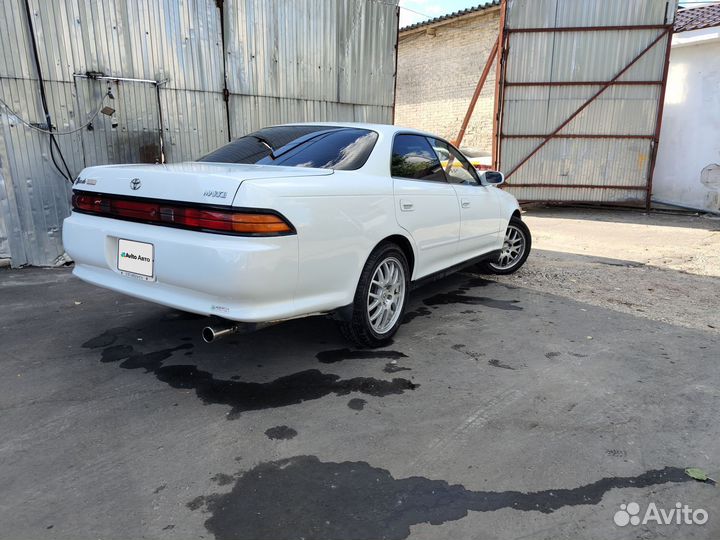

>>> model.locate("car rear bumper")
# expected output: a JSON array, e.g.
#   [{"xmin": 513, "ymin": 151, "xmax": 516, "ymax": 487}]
[{"xmin": 62, "ymin": 212, "xmax": 299, "ymax": 322}]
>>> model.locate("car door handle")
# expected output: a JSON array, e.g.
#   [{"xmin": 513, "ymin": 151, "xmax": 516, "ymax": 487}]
[
  {"xmin": 400, "ymin": 200, "xmax": 414, "ymax": 211},
  {"xmin": 461, "ymin": 199, "xmax": 471, "ymax": 208}
]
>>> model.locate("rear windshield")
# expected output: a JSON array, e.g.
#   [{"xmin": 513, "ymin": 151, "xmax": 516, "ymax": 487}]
[{"xmin": 199, "ymin": 126, "xmax": 378, "ymax": 171}]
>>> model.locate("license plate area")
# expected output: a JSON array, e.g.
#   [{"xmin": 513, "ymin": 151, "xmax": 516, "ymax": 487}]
[{"xmin": 117, "ymin": 238, "xmax": 155, "ymax": 281}]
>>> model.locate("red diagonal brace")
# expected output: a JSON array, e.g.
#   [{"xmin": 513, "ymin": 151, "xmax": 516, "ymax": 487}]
[{"xmin": 504, "ymin": 28, "xmax": 671, "ymax": 181}]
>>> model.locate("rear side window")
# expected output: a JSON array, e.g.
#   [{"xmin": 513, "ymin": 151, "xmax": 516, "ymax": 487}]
[
  {"xmin": 199, "ymin": 127, "xmax": 377, "ymax": 171},
  {"xmin": 391, "ymin": 134, "xmax": 446, "ymax": 181}
]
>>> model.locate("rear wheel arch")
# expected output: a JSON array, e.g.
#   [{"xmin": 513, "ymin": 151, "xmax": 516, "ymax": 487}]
[{"xmin": 375, "ymin": 234, "xmax": 415, "ymax": 279}]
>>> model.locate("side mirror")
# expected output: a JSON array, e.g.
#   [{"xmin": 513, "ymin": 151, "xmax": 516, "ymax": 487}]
[{"xmin": 481, "ymin": 170, "xmax": 504, "ymax": 185}]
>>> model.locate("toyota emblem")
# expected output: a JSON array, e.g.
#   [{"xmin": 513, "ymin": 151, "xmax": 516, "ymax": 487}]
[{"xmin": 130, "ymin": 178, "xmax": 141, "ymax": 190}]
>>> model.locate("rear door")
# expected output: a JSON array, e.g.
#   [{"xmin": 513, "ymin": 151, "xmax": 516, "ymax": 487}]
[
  {"xmin": 391, "ymin": 134, "xmax": 460, "ymax": 278},
  {"xmin": 428, "ymin": 138, "xmax": 502, "ymax": 260}
]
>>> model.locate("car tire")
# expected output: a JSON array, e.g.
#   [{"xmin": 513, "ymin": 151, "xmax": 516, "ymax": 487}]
[
  {"xmin": 339, "ymin": 243, "xmax": 410, "ymax": 348},
  {"xmin": 477, "ymin": 216, "xmax": 531, "ymax": 275}
]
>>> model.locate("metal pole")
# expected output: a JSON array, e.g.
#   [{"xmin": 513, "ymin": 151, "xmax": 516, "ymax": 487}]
[
  {"xmin": 506, "ymin": 24, "xmax": 669, "ymax": 33},
  {"xmin": 645, "ymin": 28, "xmax": 674, "ymax": 210},
  {"xmin": 72, "ymin": 74, "xmax": 166, "ymax": 85},
  {"xmin": 491, "ymin": 0, "xmax": 507, "ymax": 169},
  {"xmin": 505, "ymin": 80, "xmax": 663, "ymax": 87},
  {"xmin": 454, "ymin": 38, "xmax": 498, "ymax": 147},
  {"xmin": 502, "ymin": 134, "xmax": 654, "ymax": 140},
  {"xmin": 392, "ymin": 5, "xmax": 400, "ymax": 125},
  {"xmin": 506, "ymin": 183, "xmax": 648, "ymax": 190},
  {"xmin": 155, "ymin": 83, "xmax": 166, "ymax": 164}
]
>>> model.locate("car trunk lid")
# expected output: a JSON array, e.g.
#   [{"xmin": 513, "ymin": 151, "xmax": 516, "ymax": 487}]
[{"xmin": 75, "ymin": 162, "xmax": 333, "ymax": 205}]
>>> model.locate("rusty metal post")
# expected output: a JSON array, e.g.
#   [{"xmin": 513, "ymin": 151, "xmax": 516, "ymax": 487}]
[
  {"xmin": 491, "ymin": 0, "xmax": 507, "ymax": 169},
  {"xmin": 645, "ymin": 27, "xmax": 674, "ymax": 210},
  {"xmin": 506, "ymin": 24, "xmax": 668, "ymax": 33},
  {"xmin": 391, "ymin": 5, "xmax": 400, "ymax": 125},
  {"xmin": 454, "ymin": 38, "xmax": 498, "ymax": 147}
]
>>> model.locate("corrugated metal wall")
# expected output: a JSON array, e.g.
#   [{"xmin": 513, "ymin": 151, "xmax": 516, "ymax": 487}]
[
  {"xmin": 497, "ymin": 0, "xmax": 677, "ymax": 206},
  {"xmin": 0, "ymin": 0, "xmax": 399, "ymax": 266}
]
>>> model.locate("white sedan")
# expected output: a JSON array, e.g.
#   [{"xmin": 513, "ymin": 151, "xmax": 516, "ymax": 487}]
[{"xmin": 63, "ymin": 123, "xmax": 531, "ymax": 347}]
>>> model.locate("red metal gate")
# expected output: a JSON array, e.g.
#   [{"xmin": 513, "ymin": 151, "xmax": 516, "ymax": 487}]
[{"xmin": 493, "ymin": 0, "xmax": 676, "ymax": 208}]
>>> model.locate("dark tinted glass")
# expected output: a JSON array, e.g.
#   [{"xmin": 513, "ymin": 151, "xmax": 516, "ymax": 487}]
[
  {"xmin": 256, "ymin": 129, "xmax": 377, "ymax": 170},
  {"xmin": 199, "ymin": 126, "xmax": 377, "ymax": 171},
  {"xmin": 200, "ymin": 126, "xmax": 327, "ymax": 164},
  {"xmin": 390, "ymin": 134, "xmax": 446, "ymax": 181}
]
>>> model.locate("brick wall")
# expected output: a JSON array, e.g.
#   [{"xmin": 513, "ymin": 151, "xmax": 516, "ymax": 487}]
[{"xmin": 395, "ymin": 9, "xmax": 500, "ymax": 153}]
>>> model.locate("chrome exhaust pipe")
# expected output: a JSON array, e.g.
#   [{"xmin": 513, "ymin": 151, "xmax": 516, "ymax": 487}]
[
  {"xmin": 202, "ymin": 320, "xmax": 277, "ymax": 343},
  {"xmin": 202, "ymin": 324, "xmax": 240, "ymax": 343}
]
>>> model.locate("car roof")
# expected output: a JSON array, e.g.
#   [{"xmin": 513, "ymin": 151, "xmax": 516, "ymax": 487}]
[{"xmin": 278, "ymin": 121, "xmax": 437, "ymax": 139}]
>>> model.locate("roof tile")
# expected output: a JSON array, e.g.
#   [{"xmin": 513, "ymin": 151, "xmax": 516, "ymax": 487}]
[
  {"xmin": 674, "ymin": 4, "xmax": 720, "ymax": 33},
  {"xmin": 400, "ymin": 1, "xmax": 500, "ymax": 32}
]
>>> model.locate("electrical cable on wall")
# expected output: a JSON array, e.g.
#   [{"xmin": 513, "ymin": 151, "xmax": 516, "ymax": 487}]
[
  {"xmin": 21, "ymin": 0, "xmax": 77, "ymax": 184},
  {"xmin": 0, "ymin": 90, "xmax": 113, "ymax": 136}
]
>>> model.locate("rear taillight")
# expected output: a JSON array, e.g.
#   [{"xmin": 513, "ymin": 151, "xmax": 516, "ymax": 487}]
[{"xmin": 71, "ymin": 192, "xmax": 294, "ymax": 236}]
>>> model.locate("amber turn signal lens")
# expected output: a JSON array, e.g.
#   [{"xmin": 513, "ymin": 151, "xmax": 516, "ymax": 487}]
[{"xmin": 231, "ymin": 213, "xmax": 293, "ymax": 234}]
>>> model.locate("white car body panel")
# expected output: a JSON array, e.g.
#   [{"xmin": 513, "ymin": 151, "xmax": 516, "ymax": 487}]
[
  {"xmin": 392, "ymin": 177, "xmax": 461, "ymax": 277},
  {"xmin": 63, "ymin": 122, "xmax": 521, "ymax": 323},
  {"xmin": 233, "ymin": 170, "xmax": 403, "ymax": 312},
  {"xmin": 451, "ymin": 182, "xmax": 503, "ymax": 259},
  {"xmin": 63, "ymin": 212, "xmax": 300, "ymax": 321}
]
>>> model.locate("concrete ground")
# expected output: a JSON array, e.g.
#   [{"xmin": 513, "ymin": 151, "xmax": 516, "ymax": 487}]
[
  {"xmin": 498, "ymin": 208, "xmax": 720, "ymax": 332},
  {"xmin": 1, "ymin": 209, "xmax": 719, "ymax": 540}
]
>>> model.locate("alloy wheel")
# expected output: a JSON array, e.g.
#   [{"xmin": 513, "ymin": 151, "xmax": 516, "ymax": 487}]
[
  {"xmin": 490, "ymin": 224, "xmax": 526, "ymax": 271},
  {"xmin": 367, "ymin": 257, "xmax": 406, "ymax": 334}
]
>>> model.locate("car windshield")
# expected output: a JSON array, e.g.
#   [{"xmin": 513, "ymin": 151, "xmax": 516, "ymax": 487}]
[{"xmin": 199, "ymin": 126, "xmax": 378, "ymax": 170}]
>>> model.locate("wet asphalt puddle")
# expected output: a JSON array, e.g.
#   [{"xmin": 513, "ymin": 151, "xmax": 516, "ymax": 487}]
[
  {"xmin": 188, "ymin": 457, "xmax": 690, "ymax": 540},
  {"xmin": 402, "ymin": 275, "xmax": 523, "ymax": 324},
  {"xmin": 82, "ymin": 328, "xmax": 418, "ymax": 420},
  {"xmin": 78, "ymin": 275, "xmax": 702, "ymax": 539},
  {"xmin": 264, "ymin": 425, "xmax": 298, "ymax": 440},
  {"xmin": 316, "ymin": 348, "xmax": 408, "ymax": 364}
]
